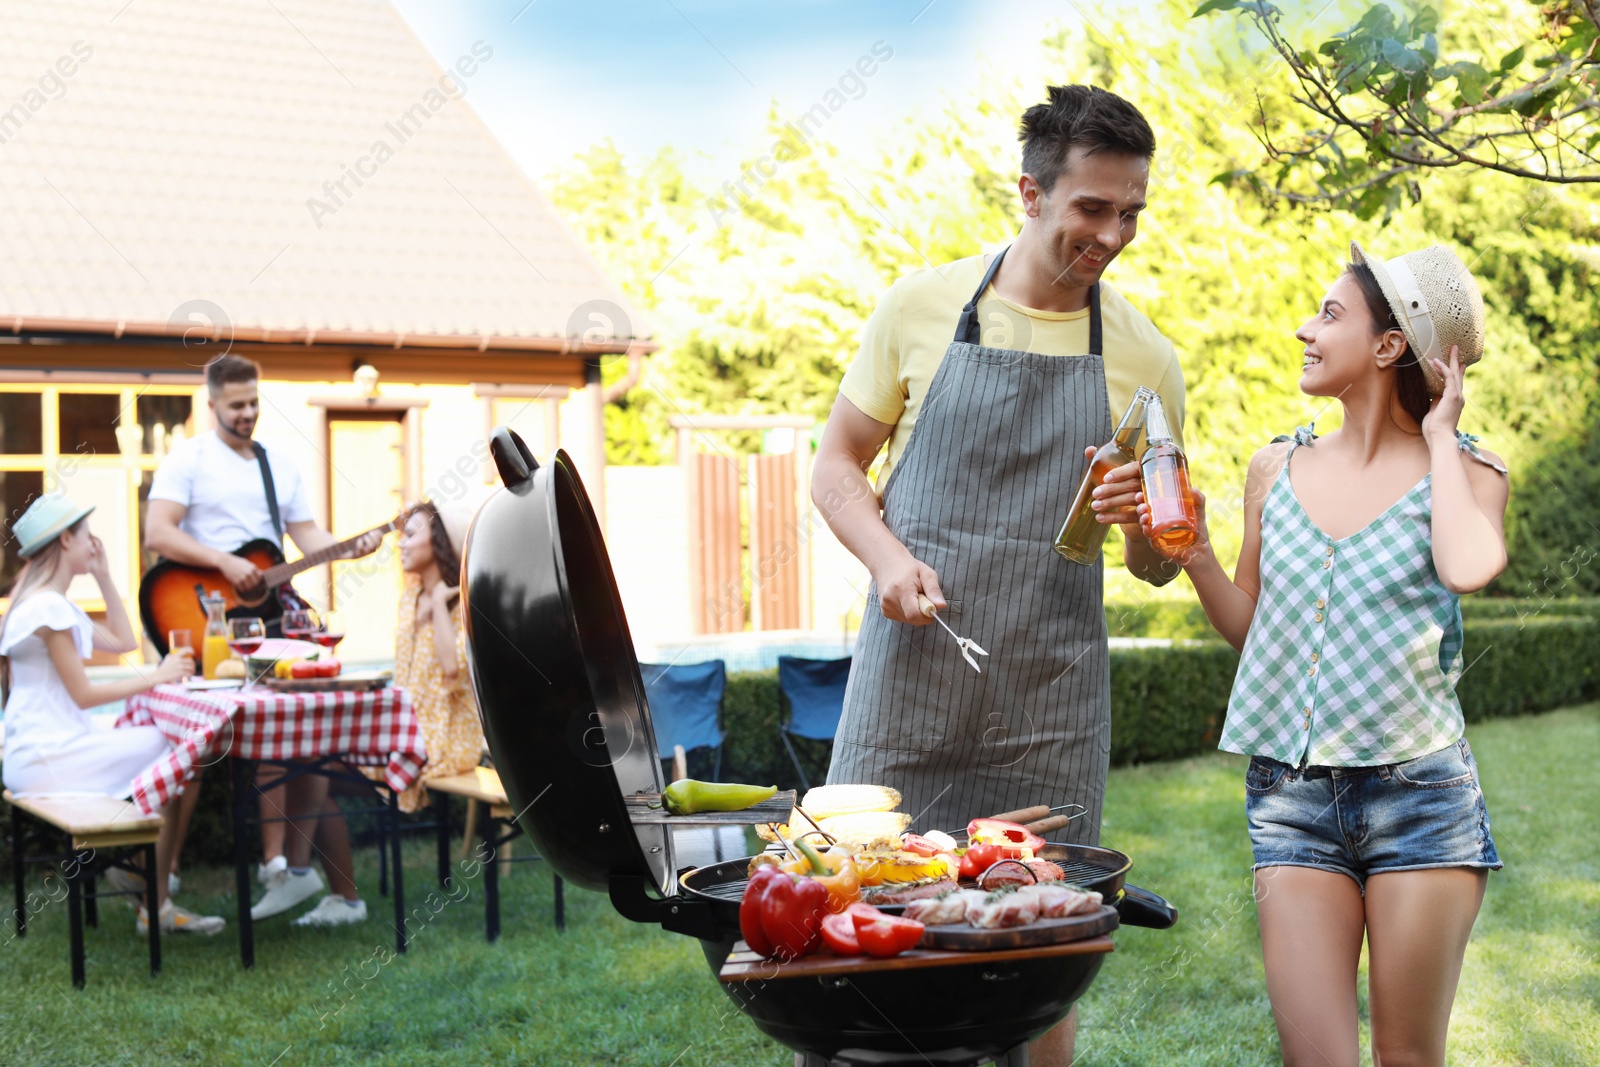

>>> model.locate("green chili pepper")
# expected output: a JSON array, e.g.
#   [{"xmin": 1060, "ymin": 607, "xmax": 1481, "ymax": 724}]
[{"xmin": 661, "ymin": 779, "xmax": 777, "ymax": 816}]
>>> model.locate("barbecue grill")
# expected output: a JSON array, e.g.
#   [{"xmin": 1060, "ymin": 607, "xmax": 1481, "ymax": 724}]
[{"xmin": 461, "ymin": 429, "xmax": 1179, "ymax": 1067}]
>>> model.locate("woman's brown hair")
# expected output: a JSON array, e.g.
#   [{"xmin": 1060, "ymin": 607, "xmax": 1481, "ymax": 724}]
[
  {"xmin": 411, "ymin": 502, "xmax": 460, "ymax": 589},
  {"xmin": 1345, "ymin": 261, "xmax": 1432, "ymax": 428}
]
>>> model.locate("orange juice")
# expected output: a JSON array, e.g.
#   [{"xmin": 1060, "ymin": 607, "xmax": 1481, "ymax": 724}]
[{"xmin": 202, "ymin": 633, "xmax": 232, "ymax": 680}]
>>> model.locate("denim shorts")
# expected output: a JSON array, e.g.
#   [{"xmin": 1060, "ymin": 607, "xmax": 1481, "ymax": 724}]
[{"xmin": 1245, "ymin": 737, "xmax": 1501, "ymax": 890}]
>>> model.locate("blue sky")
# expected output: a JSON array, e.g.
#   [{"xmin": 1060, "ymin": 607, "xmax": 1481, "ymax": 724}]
[{"xmin": 390, "ymin": 0, "xmax": 1079, "ymax": 182}]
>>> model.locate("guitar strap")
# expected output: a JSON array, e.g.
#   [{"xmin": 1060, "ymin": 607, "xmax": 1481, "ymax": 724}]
[{"xmin": 251, "ymin": 441, "xmax": 284, "ymax": 546}]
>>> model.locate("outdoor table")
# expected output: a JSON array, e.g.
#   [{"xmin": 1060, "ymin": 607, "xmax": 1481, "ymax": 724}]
[{"xmin": 118, "ymin": 683, "xmax": 427, "ymax": 966}]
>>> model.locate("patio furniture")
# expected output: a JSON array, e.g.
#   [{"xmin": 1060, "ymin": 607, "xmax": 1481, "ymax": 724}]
[
  {"xmin": 426, "ymin": 767, "xmax": 564, "ymax": 941},
  {"xmin": 119, "ymin": 683, "xmax": 426, "ymax": 967},
  {"xmin": 640, "ymin": 661, "xmax": 727, "ymax": 783},
  {"xmin": 777, "ymin": 655, "xmax": 851, "ymax": 792},
  {"xmin": 5, "ymin": 791, "xmax": 162, "ymax": 988}
]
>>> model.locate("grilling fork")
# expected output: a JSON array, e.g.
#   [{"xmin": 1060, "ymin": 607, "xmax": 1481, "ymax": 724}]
[{"xmin": 917, "ymin": 594, "xmax": 989, "ymax": 673}]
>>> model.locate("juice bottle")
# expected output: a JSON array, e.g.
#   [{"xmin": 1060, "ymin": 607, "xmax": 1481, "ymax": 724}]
[
  {"xmin": 1139, "ymin": 394, "xmax": 1199, "ymax": 553},
  {"xmin": 1054, "ymin": 387, "xmax": 1156, "ymax": 564},
  {"xmin": 201, "ymin": 594, "xmax": 232, "ymax": 680}
]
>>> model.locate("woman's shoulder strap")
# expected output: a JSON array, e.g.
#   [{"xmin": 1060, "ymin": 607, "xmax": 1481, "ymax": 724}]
[{"xmin": 1455, "ymin": 431, "xmax": 1508, "ymax": 475}]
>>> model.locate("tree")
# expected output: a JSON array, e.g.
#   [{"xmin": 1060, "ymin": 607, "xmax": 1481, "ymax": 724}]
[{"xmin": 1195, "ymin": 0, "xmax": 1600, "ymax": 219}]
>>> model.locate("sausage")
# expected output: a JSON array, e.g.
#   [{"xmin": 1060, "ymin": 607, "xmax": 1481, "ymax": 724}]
[
  {"xmin": 1023, "ymin": 815, "xmax": 1073, "ymax": 836},
  {"xmin": 985, "ymin": 805, "xmax": 1049, "ymax": 826}
]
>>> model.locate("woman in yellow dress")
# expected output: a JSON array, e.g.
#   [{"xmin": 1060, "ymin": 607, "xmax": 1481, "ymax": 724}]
[{"xmin": 386, "ymin": 501, "xmax": 484, "ymax": 811}]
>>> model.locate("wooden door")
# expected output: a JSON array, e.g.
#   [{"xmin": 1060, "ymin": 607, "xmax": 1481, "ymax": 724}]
[
  {"xmin": 749, "ymin": 454, "xmax": 801, "ymax": 631},
  {"xmin": 687, "ymin": 451, "xmax": 743, "ymax": 633},
  {"xmin": 327, "ymin": 415, "xmax": 404, "ymax": 662}
]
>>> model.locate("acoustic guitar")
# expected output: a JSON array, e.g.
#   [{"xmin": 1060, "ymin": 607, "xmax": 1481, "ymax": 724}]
[{"xmin": 138, "ymin": 511, "xmax": 411, "ymax": 655}]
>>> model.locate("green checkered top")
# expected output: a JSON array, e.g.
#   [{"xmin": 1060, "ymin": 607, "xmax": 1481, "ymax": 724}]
[{"xmin": 1219, "ymin": 426, "xmax": 1495, "ymax": 767}]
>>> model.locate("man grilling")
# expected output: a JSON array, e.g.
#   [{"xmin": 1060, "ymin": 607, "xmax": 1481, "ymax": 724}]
[{"xmin": 811, "ymin": 85, "xmax": 1184, "ymax": 1064}]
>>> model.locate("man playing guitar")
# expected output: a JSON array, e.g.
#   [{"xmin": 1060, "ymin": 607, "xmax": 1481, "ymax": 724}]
[{"xmin": 145, "ymin": 354, "xmax": 381, "ymax": 925}]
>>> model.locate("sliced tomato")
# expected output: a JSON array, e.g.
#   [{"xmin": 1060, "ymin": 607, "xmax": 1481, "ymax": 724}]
[
  {"xmin": 846, "ymin": 902, "xmax": 881, "ymax": 921},
  {"xmin": 850, "ymin": 911, "xmax": 925, "ymax": 958},
  {"xmin": 820, "ymin": 912, "xmax": 862, "ymax": 956},
  {"xmin": 899, "ymin": 833, "xmax": 942, "ymax": 858}
]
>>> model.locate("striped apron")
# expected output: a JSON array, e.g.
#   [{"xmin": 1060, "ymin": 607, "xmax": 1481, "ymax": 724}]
[{"xmin": 827, "ymin": 248, "xmax": 1113, "ymax": 845}]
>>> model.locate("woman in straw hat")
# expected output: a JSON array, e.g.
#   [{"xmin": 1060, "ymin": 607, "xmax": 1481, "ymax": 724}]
[
  {"xmin": 1, "ymin": 494, "xmax": 227, "ymax": 935},
  {"xmin": 1139, "ymin": 243, "xmax": 1508, "ymax": 1065}
]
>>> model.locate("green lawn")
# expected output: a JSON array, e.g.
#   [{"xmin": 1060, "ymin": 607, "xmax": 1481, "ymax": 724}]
[{"xmin": 2, "ymin": 705, "xmax": 1596, "ymax": 1065}]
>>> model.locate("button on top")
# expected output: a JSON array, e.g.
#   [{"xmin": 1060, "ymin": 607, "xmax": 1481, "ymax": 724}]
[
  {"xmin": 1315, "ymin": 598, "xmax": 1325, "ymax": 609},
  {"xmin": 1325, "ymin": 546, "xmax": 1335, "ymax": 557},
  {"xmin": 1311, "ymin": 653, "xmax": 1319, "ymax": 663}
]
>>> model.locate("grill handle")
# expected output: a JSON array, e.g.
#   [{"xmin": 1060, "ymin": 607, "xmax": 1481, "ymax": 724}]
[
  {"xmin": 609, "ymin": 875, "xmax": 724, "ymax": 941},
  {"xmin": 1115, "ymin": 883, "xmax": 1178, "ymax": 929}
]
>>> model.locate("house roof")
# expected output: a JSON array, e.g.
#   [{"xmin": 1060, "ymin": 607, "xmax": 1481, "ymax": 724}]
[{"xmin": 0, "ymin": 0, "xmax": 651, "ymax": 354}]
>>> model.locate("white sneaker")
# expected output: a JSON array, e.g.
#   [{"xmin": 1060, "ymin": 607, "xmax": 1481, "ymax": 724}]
[
  {"xmin": 251, "ymin": 868, "xmax": 325, "ymax": 920},
  {"xmin": 291, "ymin": 895, "xmax": 368, "ymax": 927},
  {"xmin": 257, "ymin": 855, "xmax": 287, "ymax": 886},
  {"xmin": 137, "ymin": 900, "xmax": 225, "ymax": 936},
  {"xmin": 168, "ymin": 872, "xmax": 181, "ymax": 897},
  {"xmin": 101, "ymin": 866, "xmax": 145, "ymax": 903}
]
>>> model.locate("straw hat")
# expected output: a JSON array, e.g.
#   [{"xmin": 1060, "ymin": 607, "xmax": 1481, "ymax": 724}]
[
  {"xmin": 434, "ymin": 502, "xmax": 473, "ymax": 557},
  {"xmin": 11, "ymin": 493, "xmax": 94, "ymax": 559},
  {"xmin": 1350, "ymin": 241, "xmax": 1485, "ymax": 395}
]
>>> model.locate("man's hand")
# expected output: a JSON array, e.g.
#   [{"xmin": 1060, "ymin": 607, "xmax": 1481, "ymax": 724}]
[
  {"xmin": 872, "ymin": 550, "xmax": 945, "ymax": 625},
  {"xmin": 216, "ymin": 552, "xmax": 265, "ymax": 595},
  {"xmin": 349, "ymin": 530, "xmax": 384, "ymax": 558}
]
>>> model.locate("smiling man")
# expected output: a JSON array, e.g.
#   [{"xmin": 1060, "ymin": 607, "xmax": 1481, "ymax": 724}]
[{"xmin": 811, "ymin": 85, "xmax": 1183, "ymax": 1064}]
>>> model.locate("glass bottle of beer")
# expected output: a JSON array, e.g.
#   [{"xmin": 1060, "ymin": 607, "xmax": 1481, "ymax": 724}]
[
  {"xmin": 1054, "ymin": 387, "xmax": 1157, "ymax": 564},
  {"xmin": 1139, "ymin": 393, "xmax": 1199, "ymax": 553}
]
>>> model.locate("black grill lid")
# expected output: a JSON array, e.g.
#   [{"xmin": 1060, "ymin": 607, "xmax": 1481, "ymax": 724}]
[{"xmin": 461, "ymin": 429, "xmax": 674, "ymax": 895}]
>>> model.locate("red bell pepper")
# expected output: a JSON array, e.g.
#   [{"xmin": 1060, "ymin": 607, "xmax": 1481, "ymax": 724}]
[
  {"xmin": 756, "ymin": 872, "xmax": 829, "ymax": 960},
  {"xmin": 740, "ymin": 865, "xmax": 784, "ymax": 957},
  {"xmin": 966, "ymin": 818, "xmax": 1047, "ymax": 853},
  {"xmin": 849, "ymin": 908, "xmax": 926, "ymax": 958}
]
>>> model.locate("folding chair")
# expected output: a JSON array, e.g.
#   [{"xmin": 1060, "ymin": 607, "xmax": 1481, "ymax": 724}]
[
  {"xmin": 777, "ymin": 655, "xmax": 851, "ymax": 792},
  {"xmin": 640, "ymin": 661, "xmax": 727, "ymax": 783}
]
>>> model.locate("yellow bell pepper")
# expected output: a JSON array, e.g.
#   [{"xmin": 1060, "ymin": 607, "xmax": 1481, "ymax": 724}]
[{"xmin": 780, "ymin": 838, "xmax": 861, "ymax": 913}]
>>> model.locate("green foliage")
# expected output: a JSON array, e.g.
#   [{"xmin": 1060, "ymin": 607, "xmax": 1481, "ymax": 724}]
[
  {"xmin": 1195, "ymin": 0, "xmax": 1600, "ymax": 216},
  {"xmin": 545, "ymin": 4, "xmax": 1600, "ymax": 594}
]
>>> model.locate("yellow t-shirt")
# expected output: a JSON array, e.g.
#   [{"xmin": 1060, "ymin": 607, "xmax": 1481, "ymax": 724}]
[{"xmin": 840, "ymin": 254, "xmax": 1185, "ymax": 489}]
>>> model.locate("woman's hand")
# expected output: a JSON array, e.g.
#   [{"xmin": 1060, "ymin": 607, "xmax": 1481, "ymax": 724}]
[
  {"xmin": 87, "ymin": 534, "xmax": 114, "ymax": 583},
  {"xmin": 154, "ymin": 649, "xmax": 195, "ymax": 685},
  {"xmin": 1421, "ymin": 344, "xmax": 1465, "ymax": 447},
  {"xmin": 1137, "ymin": 488, "xmax": 1213, "ymax": 568}
]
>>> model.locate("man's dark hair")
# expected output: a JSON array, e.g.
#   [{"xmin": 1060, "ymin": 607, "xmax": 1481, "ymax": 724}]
[
  {"xmin": 1019, "ymin": 85, "xmax": 1156, "ymax": 192},
  {"xmin": 205, "ymin": 354, "xmax": 262, "ymax": 394}
]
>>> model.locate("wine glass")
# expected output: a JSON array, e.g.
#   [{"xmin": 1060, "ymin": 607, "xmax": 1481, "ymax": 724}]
[
  {"xmin": 282, "ymin": 608, "xmax": 319, "ymax": 643},
  {"xmin": 314, "ymin": 610, "xmax": 346, "ymax": 651},
  {"xmin": 229, "ymin": 618, "xmax": 265, "ymax": 685}
]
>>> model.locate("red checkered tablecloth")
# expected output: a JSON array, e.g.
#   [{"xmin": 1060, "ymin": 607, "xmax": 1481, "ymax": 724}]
[{"xmin": 117, "ymin": 684, "xmax": 426, "ymax": 816}]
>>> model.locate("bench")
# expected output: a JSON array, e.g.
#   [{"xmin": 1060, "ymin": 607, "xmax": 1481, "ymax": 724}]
[
  {"xmin": 5, "ymin": 790, "xmax": 163, "ymax": 987},
  {"xmin": 426, "ymin": 768, "xmax": 564, "ymax": 940}
]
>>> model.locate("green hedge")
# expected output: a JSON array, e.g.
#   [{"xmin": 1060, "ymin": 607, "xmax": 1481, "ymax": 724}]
[
  {"xmin": 1101, "ymin": 596, "xmax": 1600, "ymax": 638},
  {"xmin": 713, "ymin": 616, "xmax": 1600, "ymax": 788}
]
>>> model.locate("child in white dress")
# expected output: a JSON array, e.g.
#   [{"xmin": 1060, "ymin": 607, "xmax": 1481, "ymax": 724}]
[{"xmin": 2, "ymin": 494, "xmax": 225, "ymax": 935}]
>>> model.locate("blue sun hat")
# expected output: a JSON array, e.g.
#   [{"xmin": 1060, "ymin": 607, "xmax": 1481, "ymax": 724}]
[{"xmin": 11, "ymin": 493, "xmax": 94, "ymax": 559}]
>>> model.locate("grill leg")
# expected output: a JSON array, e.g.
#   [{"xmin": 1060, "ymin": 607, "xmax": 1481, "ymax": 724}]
[
  {"xmin": 390, "ymin": 790, "xmax": 406, "ymax": 956},
  {"xmin": 435, "ymin": 793, "xmax": 450, "ymax": 890},
  {"xmin": 232, "ymin": 756, "xmax": 256, "ymax": 969},
  {"xmin": 11, "ymin": 804, "xmax": 25, "ymax": 939},
  {"xmin": 66, "ymin": 849, "xmax": 85, "ymax": 989},
  {"xmin": 145, "ymin": 842, "xmax": 161, "ymax": 977},
  {"xmin": 553, "ymin": 872, "xmax": 564, "ymax": 933},
  {"xmin": 483, "ymin": 817, "xmax": 500, "ymax": 943}
]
